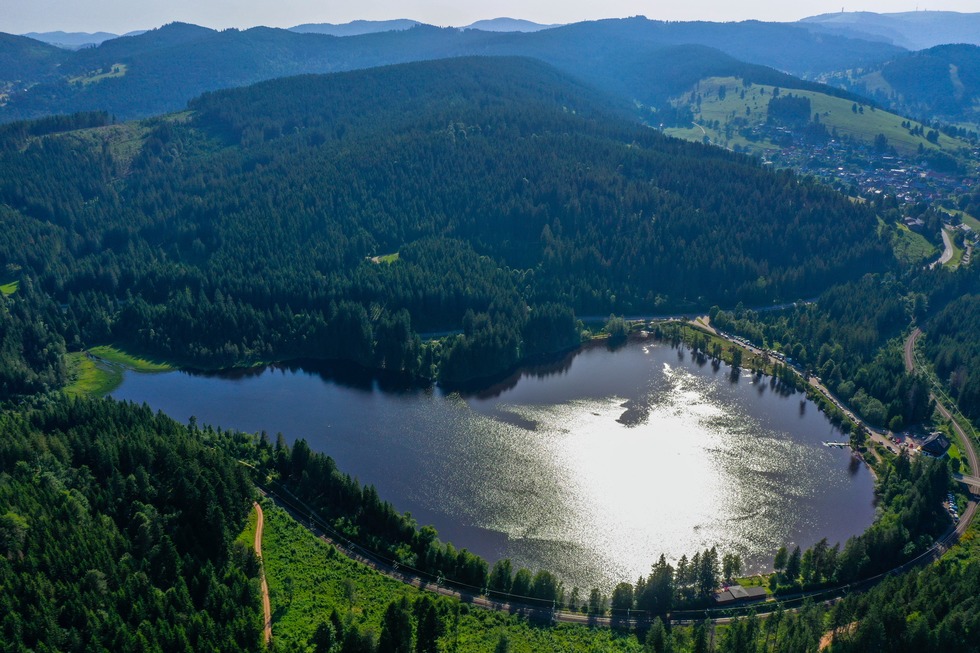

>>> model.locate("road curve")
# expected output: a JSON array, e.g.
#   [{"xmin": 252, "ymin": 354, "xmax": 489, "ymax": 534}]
[
  {"xmin": 905, "ymin": 328, "xmax": 980, "ymax": 479},
  {"xmin": 930, "ymin": 229, "xmax": 954, "ymax": 269},
  {"xmin": 254, "ymin": 502, "xmax": 272, "ymax": 647}
]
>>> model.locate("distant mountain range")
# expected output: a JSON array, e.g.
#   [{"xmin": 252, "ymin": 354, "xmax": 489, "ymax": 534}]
[
  {"xmin": 22, "ymin": 17, "xmax": 559, "ymax": 48},
  {"xmin": 288, "ymin": 19, "xmax": 423, "ymax": 36},
  {"xmin": 8, "ymin": 12, "xmax": 978, "ymax": 125},
  {"xmin": 462, "ymin": 18, "xmax": 559, "ymax": 32},
  {"xmin": 22, "ymin": 30, "xmax": 146, "ymax": 49},
  {"xmin": 0, "ymin": 17, "xmax": 897, "ymax": 124},
  {"xmin": 798, "ymin": 11, "xmax": 980, "ymax": 50},
  {"xmin": 20, "ymin": 10, "xmax": 980, "ymax": 51}
]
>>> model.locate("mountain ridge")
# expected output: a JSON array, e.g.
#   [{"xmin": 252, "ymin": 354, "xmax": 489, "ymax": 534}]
[
  {"xmin": 799, "ymin": 10, "xmax": 980, "ymax": 50},
  {"xmin": 0, "ymin": 56, "xmax": 886, "ymax": 376},
  {"xmin": 0, "ymin": 17, "xmax": 902, "ymax": 124}
]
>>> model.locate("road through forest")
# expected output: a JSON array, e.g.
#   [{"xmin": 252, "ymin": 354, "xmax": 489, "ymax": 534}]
[{"xmin": 251, "ymin": 326, "xmax": 979, "ymax": 634}]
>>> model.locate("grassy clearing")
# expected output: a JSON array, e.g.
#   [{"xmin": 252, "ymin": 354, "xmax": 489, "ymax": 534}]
[
  {"xmin": 237, "ymin": 504, "xmax": 259, "ymax": 551},
  {"xmin": 60, "ymin": 122, "xmax": 149, "ymax": 175},
  {"xmin": 0, "ymin": 280, "xmax": 19, "ymax": 296},
  {"xmin": 665, "ymin": 76, "xmax": 971, "ymax": 155},
  {"xmin": 948, "ymin": 443, "xmax": 963, "ymax": 464},
  {"xmin": 63, "ymin": 346, "xmax": 173, "ymax": 398},
  {"xmin": 888, "ymin": 222, "xmax": 938, "ymax": 265},
  {"xmin": 734, "ymin": 575, "xmax": 769, "ymax": 590},
  {"xmin": 88, "ymin": 345, "xmax": 173, "ymax": 372},
  {"xmin": 258, "ymin": 501, "xmax": 643, "ymax": 652},
  {"xmin": 63, "ymin": 352, "xmax": 124, "ymax": 397},
  {"xmin": 68, "ymin": 63, "xmax": 127, "ymax": 85},
  {"xmin": 369, "ymin": 252, "xmax": 400, "ymax": 264}
]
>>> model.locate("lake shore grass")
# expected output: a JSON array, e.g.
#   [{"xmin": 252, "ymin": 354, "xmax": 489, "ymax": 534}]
[
  {"xmin": 63, "ymin": 345, "xmax": 175, "ymax": 397},
  {"xmin": 87, "ymin": 345, "xmax": 174, "ymax": 372},
  {"xmin": 64, "ymin": 352, "xmax": 124, "ymax": 397}
]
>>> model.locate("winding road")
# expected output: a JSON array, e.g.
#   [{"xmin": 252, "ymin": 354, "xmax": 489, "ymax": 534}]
[{"xmin": 930, "ymin": 229, "xmax": 955, "ymax": 269}]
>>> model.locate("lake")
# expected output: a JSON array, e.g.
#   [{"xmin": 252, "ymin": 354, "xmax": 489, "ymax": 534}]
[{"xmin": 111, "ymin": 336, "xmax": 876, "ymax": 591}]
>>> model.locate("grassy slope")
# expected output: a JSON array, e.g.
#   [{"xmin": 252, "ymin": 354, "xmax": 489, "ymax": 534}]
[
  {"xmin": 665, "ymin": 76, "xmax": 972, "ymax": 155},
  {"xmin": 63, "ymin": 345, "xmax": 173, "ymax": 397},
  {"xmin": 942, "ymin": 208, "xmax": 980, "ymax": 232},
  {"xmin": 887, "ymin": 221, "xmax": 938, "ymax": 266},
  {"xmin": 258, "ymin": 501, "xmax": 642, "ymax": 652},
  {"xmin": 63, "ymin": 352, "xmax": 123, "ymax": 397},
  {"xmin": 68, "ymin": 63, "xmax": 128, "ymax": 85},
  {"xmin": 87, "ymin": 344, "xmax": 173, "ymax": 371},
  {"xmin": 238, "ymin": 504, "xmax": 259, "ymax": 550},
  {"xmin": 0, "ymin": 280, "xmax": 19, "ymax": 295}
]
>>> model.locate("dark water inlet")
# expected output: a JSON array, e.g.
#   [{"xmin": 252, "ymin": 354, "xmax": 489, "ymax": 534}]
[{"xmin": 112, "ymin": 338, "xmax": 875, "ymax": 591}]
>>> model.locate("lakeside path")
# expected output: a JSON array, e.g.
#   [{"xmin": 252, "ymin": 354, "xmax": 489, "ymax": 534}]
[
  {"xmin": 249, "ymin": 326, "xmax": 979, "ymax": 631},
  {"xmin": 258, "ymin": 474, "xmax": 971, "ymax": 631},
  {"xmin": 254, "ymin": 502, "xmax": 272, "ymax": 647}
]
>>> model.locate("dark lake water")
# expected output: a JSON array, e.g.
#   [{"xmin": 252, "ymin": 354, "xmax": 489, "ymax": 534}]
[{"xmin": 112, "ymin": 337, "xmax": 876, "ymax": 591}]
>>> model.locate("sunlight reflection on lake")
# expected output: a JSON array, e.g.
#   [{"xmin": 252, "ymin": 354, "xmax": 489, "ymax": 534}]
[{"xmin": 112, "ymin": 338, "xmax": 875, "ymax": 591}]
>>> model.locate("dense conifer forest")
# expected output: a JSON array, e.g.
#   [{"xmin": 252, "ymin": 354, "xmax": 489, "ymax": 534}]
[
  {"xmin": 0, "ymin": 19, "xmax": 896, "ymax": 124},
  {"xmin": 0, "ymin": 57, "xmax": 888, "ymax": 386},
  {"xmin": 0, "ymin": 396, "xmax": 261, "ymax": 651},
  {"xmin": 1, "ymin": 52, "xmax": 979, "ymax": 651}
]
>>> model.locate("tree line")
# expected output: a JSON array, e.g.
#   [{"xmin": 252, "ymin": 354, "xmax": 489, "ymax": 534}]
[
  {"xmin": 0, "ymin": 396, "xmax": 261, "ymax": 651},
  {"xmin": 0, "ymin": 58, "xmax": 888, "ymax": 390}
]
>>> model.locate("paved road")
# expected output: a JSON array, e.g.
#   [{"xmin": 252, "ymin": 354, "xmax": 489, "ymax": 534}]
[
  {"xmin": 709, "ymin": 322, "xmax": 895, "ymax": 452},
  {"xmin": 254, "ymin": 502, "xmax": 272, "ymax": 647},
  {"xmin": 904, "ymin": 328, "xmax": 980, "ymax": 483},
  {"xmin": 930, "ymin": 229, "xmax": 954, "ymax": 269}
]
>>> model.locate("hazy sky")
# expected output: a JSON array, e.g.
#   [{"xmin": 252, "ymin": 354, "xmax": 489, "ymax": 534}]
[{"xmin": 4, "ymin": 0, "xmax": 979, "ymax": 35}]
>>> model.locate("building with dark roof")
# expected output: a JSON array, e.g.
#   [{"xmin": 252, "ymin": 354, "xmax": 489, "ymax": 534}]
[
  {"xmin": 713, "ymin": 585, "xmax": 767, "ymax": 604},
  {"xmin": 921, "ymin": 432, "xmax": 951, "ymax": 457}
]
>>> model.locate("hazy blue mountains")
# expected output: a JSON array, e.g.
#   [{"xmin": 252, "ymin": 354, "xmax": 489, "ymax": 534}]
[
  {"xmin": 0, "ymin": 17, "xmax": 902, "ymax": 123},
  {"xmin": 799, "ymin": 11, "xmax": 980, "ymax": 50}
]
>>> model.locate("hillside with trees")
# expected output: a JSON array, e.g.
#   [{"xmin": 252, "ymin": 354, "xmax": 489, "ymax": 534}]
[
  {"xmin": 3, "ymin": 19, "xmax": 980, "ymax": 651},
  {"xmin": 0, "ymin": 396, "xmax": 261, "ymax": 651},
  {"xmin": 825, "ymin": 44, "xmax": 980, "ymax": 125},
  {"xmin": 0, "ymin": 57, "xmax": 889, "ymax": 385},
  {"xmin": 0, "ymin": 18, "xmax": 901, "ymax": 124}
]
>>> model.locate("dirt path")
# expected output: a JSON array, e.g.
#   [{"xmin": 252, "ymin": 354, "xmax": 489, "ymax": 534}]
[{"xmin": 254, "ymin": 501, "xmax": 272, "ymax": 647}]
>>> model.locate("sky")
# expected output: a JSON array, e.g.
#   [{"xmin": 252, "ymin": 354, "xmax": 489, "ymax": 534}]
[{"xmin": 4, "ymin": 0, "xmax": 979, "ymax": 35}]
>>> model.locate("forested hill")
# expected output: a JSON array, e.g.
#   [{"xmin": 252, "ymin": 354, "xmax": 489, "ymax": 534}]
[
  {"xmin": 0, "ymin": 395, "xmax": 262, "ymax": 650},
  {"xmin": 831, "ymin": 44, "xmax": 980, "ymax": 124},
  {"xmin": 0, "ymin": 57, "xmax": 888, "ymax": 383},
  {"xmin": 0, "ymin": 17, "xmax": 900, "ymax": 123},
  {"xmin": 0, "ymin": 32, "xmax": 67, "ymax": 83}
]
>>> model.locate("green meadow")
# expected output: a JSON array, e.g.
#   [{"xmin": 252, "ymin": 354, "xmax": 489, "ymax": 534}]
[{"xmin": 665, "ymin": 76, "xmax": 972, "ymax": 156}]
